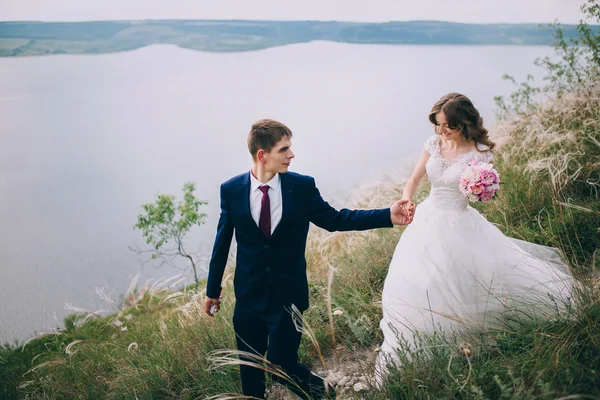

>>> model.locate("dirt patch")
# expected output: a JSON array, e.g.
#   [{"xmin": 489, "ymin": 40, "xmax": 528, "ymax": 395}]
[{"xmin": 266, "ymin": 347, "xmax": 380, "ymax": 399}]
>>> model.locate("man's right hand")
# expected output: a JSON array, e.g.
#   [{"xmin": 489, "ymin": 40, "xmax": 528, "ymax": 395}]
[{"xmin": 205, "ymin": 296, "xmax": 220, "ymax": 317}]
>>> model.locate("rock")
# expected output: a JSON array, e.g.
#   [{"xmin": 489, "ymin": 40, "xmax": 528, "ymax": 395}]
[
  {"xmin": 325, "ymin": 370, "xmax": 344, "ymax": 386},
  {"xmin": 337, "ymin": 376, "xmax": 350, "ymax": 387},
  {"xmin": 353, "ymin": 382, "xmax": 368, "ymax": 392}
]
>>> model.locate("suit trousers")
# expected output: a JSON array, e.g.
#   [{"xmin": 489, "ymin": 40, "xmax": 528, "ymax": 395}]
[{"xmin": 232, "ymin": 301, "xmax": 327, "ymax": 399}]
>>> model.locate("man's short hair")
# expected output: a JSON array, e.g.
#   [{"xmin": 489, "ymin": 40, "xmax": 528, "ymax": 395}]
[{"xmin": 248, "ymin": 119, "xmax": 293, "ymax": 160}]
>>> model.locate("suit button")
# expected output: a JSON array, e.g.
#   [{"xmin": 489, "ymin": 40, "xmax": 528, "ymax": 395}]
[
  {"xmin": 265, "ymin": 267, "xmax": 271, "ymax": 272},
  {"xmin": 264, "ymin": 244, "xmax": 270, "ymax": 249}
]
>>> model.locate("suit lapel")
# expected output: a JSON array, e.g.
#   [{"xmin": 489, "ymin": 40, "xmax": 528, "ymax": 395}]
[
  {"xmin": 237, "ymin": 172, "xmax": 263, "ymax": 235},
  {"xmin": 240, "ymin": 172, "xmax": 252, "ymax": 216},
  {"xmin": 272, "ymin": 172, "xmax": 294, "ymax": 238}
]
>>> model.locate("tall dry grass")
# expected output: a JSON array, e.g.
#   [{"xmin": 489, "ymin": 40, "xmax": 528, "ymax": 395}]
[{"xmin": 484, "ymin": 79, "xmax": 600, "ymax": 272}]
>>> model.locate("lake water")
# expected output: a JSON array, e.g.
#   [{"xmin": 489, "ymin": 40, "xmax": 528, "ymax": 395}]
[{"xmin": 0, "ymin": 42, "xmax": 553, "ymax": 343}]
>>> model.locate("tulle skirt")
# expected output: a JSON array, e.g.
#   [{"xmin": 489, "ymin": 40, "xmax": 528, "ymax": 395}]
[{"xmin": 375, "ymin": 196, "xmax": 573, "ymax": 382}]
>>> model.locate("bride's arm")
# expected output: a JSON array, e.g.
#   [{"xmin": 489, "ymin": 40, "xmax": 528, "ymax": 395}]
[{"xmin": 402, "ymin": 150, "xmax": 430, "ymax": 201}]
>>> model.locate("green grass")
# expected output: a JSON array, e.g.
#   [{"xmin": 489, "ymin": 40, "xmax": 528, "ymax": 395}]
[{"xmin": 0, "ymin": 280, "xmax": 242, "ymax": 399}]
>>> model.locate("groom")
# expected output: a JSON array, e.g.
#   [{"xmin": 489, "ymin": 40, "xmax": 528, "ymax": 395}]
[{"xmin": 204, "ymin": 119, "xmax": 413, "ymax": 399}]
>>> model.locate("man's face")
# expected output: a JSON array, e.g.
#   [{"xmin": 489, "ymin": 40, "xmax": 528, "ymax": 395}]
[{"xmin": 260, "ymin": 137, "xmax": 295, "ymax": 174}]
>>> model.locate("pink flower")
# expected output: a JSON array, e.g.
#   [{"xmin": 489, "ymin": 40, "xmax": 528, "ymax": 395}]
[
  {"xmin": 469, "ymin": 183, "xmax": 484, "ymax": 195},
  {"xmin": 480, "ymin": 191, "xmax": 494, "ymax": 202},
  {"xmin": 480, "ymin": 170, "xmax": 498, "ymax": 185}
]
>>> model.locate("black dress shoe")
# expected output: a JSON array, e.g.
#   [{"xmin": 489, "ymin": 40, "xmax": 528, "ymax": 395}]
[{"xmin": 308, "ymin": 374, "xmax": 336, "ymax": 399}]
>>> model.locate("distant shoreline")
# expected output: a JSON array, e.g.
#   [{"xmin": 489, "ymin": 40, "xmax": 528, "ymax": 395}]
[
  {"xmin": 0, "ymin": 41, "xmax": 561, "ymax": 60},
  {"xmin": 1, "ymin": 19, "xmax": 595, "ymax": 57}
]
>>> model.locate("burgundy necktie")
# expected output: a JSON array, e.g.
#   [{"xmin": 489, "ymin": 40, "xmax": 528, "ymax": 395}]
[{"xmin": 258, "ymin": 185, "xmax": 271, "ymax": 238}]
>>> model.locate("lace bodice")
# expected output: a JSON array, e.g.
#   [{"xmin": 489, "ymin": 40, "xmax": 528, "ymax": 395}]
[{"xmin": 423, "ymin": 135, "xmax": 493, "ymax": 210}]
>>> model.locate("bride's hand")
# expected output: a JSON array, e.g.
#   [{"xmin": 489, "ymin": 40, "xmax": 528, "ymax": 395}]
[
  {"xmin": 406, "ymin": 201, "xmax": 416, "ymax": 216},
  {"xmin": 391, "ymin": 200, "xmax": 415, "ymax": 226}
]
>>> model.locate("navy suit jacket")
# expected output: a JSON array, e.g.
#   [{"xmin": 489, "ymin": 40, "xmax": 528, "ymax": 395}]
[{"xmin": 206, "ymin": 171, "xmax": 392, "ymax": 312}]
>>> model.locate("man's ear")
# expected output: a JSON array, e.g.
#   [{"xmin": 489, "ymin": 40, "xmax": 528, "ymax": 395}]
[{"xmin": 257, "ymin": 149, "xmax": 266, "ymax": 164}]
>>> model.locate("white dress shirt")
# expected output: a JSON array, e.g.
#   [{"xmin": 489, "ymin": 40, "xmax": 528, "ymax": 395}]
[{"xmin": 249, "ymin": 172, "xmax": 283, "ymax": 235}]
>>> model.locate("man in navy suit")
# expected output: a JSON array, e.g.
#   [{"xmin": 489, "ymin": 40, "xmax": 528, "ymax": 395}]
[{"xmin": 205, "ymin": 119, "xmax": 413, "ymax": 399}]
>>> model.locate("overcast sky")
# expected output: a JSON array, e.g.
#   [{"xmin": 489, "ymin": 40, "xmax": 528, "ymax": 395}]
[{"xmin": 0, "ymin": 0, "xmax": 587, "ymax": 24}]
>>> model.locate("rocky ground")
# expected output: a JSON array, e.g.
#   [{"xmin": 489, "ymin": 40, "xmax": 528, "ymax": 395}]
[{"xmin": 266, "ymin": 347, "xmax": 380, "ymax": 399}]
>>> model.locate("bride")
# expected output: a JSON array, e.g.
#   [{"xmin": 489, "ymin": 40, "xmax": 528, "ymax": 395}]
[{"xmin": 376, "ymin": 93, "xmax": 573, "ymax": 382}]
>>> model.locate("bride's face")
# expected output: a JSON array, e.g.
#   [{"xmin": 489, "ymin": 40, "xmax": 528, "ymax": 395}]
[{"xmin": 435, "ymin": 112, "xmax": 461, "ymax": 141}]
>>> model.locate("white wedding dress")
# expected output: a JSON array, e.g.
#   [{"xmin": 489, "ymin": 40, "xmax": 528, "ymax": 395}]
[{"xmin": 376, "ymin": 134, "xmax": 573, "ymax": 381}]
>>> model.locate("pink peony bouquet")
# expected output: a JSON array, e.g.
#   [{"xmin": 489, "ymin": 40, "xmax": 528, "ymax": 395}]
[{"xmin": 459, "ymin": 161, "xmax": 501, "ymax": 202}]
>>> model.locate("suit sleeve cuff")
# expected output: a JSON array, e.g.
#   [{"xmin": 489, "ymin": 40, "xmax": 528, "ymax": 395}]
[
  {"xmin": 383, "ymin": 208, "xmax": 393, "ymax": 227},
  {"xmin": 206, "ymin": 286, "xmax": 222, "ymax": 299}
]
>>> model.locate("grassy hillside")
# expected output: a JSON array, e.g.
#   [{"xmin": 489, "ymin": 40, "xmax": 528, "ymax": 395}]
[{"xmin": 0, "ymin": 20, "xmax": 592, "ymax": 56}]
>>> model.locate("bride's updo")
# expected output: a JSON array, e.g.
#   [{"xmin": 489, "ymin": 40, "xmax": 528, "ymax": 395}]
[{"xmin": 428, "ymin": 93, "xmax": 496, "ymax": 151}]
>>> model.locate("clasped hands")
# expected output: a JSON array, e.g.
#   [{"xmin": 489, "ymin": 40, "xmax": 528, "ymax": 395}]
[{"xmin": 390, "ymin": 199, "xmax": 416, "ymax": 226}]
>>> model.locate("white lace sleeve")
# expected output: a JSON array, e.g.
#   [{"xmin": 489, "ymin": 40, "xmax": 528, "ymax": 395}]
[
  {"xmin": 423, "ymin": 135, "xmax": 438, "ymax": 155},
  {"xmin": 474, "ymin": 142, "xmax": 494, "ymax": 163}
]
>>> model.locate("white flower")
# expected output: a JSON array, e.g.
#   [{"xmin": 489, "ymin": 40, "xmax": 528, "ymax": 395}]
[{"xmin": 461, "ymin": 166, "xmax": 480, "ymax": 183}]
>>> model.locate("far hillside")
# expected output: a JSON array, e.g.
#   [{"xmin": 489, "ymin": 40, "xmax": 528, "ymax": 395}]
[{"xmin": 0, "ymin": 20, "xmax": 595, "ymax": 56}]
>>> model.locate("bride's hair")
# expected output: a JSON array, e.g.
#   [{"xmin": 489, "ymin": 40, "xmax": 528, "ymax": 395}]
[{"xmin": 428, "ymin": 93, "xmax": 495, "ymax": 152}]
